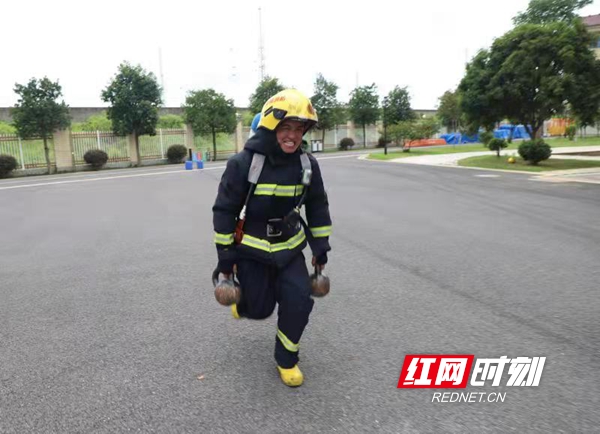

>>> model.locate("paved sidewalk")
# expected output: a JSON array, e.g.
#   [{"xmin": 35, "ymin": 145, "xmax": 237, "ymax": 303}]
[{"xmin": 373, "ymin": 146, "xmax": 600, "ymax": 185}]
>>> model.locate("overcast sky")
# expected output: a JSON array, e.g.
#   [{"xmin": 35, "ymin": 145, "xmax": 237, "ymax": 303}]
[{"xmin": 1, "ymin": 0, "xmax": 599, "ymax": 110}]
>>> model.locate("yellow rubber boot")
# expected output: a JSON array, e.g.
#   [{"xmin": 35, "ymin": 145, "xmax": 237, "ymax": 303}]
[
  {"xmin": 231, "ymin": 304, "xmax": 241, "ymax": 319},
  {"xmin": 277, "ymin": 365, "xmax": 304, "ymax": 387}
]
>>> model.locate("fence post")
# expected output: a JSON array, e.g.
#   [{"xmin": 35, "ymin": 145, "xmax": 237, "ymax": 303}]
[
  {"xmin": 184, "ymin": 124, "xmax": 195, "ymax": 151},
  {"xmin": 347, "ymin": 121, "xmax": 355, "ymax": 142},
  {"xmin": 128, "ymin": 134, "xmax": 139, "ymax": 166},
  {"xmin": 96, "ymin": 130, "xmax": 101, "ymax": 150},
  {"xmin": 235, "ymin": 119, "xmax": 243, "ymax": 153},
  {"xmin": 334, "ymin": 128, "xmax": 338, "ymax": 149},
  {"xmin": 53, "ymin": 129, "xmax": 75, "ymax": 172},
  {"xmin": 18, "ymin": 137, "xmax": 25, "ymax": 170},
  {"xmin": 159, "ymin": 129, "xmax": 164, "ymax": 158}
]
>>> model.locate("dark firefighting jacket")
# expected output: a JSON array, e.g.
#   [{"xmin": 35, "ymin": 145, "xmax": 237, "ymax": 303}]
[{"xmin": 212, "ymin": 129, "xmax": 332, "ymax": 271}]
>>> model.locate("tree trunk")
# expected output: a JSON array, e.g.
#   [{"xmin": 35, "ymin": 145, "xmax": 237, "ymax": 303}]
[
  {"xmin": 43, "ymin": 137, "xmax": 52, "ymax": 174},
  {"xmin": 212, "ymin": 128, "xmax": 217, "ymax": 162},
  {"xmin": 322, "ymin": 129, "xmax": 326, "ymax": 150},
  {"xmin": 135, "ymin": 133, "xmax": 141, "ymax": 166},
  {"xmin": 384, "ymin": 124, "xmax": 387, "ymax": 155},
  {"xmin": 525, "ymin": 124, "xmax": 535, "ymax": 140},
  {"xmin": 363, "ymin": 124, "xmax": 366, "ymax": 148}
]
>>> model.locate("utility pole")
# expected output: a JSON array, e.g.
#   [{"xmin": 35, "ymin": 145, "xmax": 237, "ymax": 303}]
[
  {"xmin": 159, "ymin": 47, "xmax": 165, "ymax": 101},
  {"xmin": 258, "ymin": 8, "xmax": 266, "ymax": 81}
]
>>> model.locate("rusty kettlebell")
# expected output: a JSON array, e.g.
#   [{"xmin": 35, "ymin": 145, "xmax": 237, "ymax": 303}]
[
  {"xmin": 212, "ymin": 268, "xmax": 241, "ymax": 306},
  {"xmin": 310, "ymin": 266, "xmax": 330, "ymax": 297}
]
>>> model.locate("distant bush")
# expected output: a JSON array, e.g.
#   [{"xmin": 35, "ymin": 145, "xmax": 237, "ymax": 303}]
[
  {"xmin": 72, "ymin": 112, "xmax": 112, "ymax": 132},
  {"xmin": 0, "ymin": 121, "xmax": 16, "ymax": 134},
  {"xmin": 157, "ymin": 114, "xmax": 184, "ymax": 129},
  {"xmin": 518, "ymin": 139, "xmax": 552, "ymax": 165},
  {"xmin": 487, "ymin": 138, "xmax": 508, "ymax": 157},
  {"xmin": 565, "ymin": 125, "xmax": 577, "ymax": 141},
  {"xmin": 479, "ymin": 130, "xmax": 494, "ymax": 146},
  {"xmin": 377, "ymin": 136, "xmax": 391, "ymax": 148},
  {"xmin": 339, "ymin": 137, "xmax": 355, "ymax": 151},
  {"xmin": 167, "ymin": 144, "xmax": 188, "ymax": 163},
  {"xmin": 84, "ymin": 149, "xmax": 109, "ymax": 170},
  {"xmin": 0, "ymin": 154, "xmax": 19, "ymax": 178}
]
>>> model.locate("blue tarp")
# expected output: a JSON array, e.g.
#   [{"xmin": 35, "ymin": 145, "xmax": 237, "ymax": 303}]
[
  {"xmin": 496, "ymin": 124, "xmax": 531, "ymax": 140},
  {"xmin": 440, "ymin": 133, "xmax": 479, "ymax": 144},
  {"xmin": 442, "ymin": 124, "xmax": 530, "ymax": 144}
]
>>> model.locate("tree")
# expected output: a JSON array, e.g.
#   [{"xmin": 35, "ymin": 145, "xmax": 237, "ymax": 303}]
[
  {"xmin": 487, "ymin": 138, "xmax": 508, "ymax": 157},
  {"xmin": 437, "ymin": 90, "xmax": 462, "ymax": 132},
  {"xmin": 382, "ymin": 86, "xmax": 414, "ymax": 127},
  {"xmin": 11, "ymin": 77, "xmax": 71, "ymax": 174},
  {"xmin": 348, "ymin": 84, "xmax": 379, "ymax": 148},
  {"xmin": 382, "ymin": 86, "xmax": 414, "ymax": 152},
  {"xmin": 101, "ymin": 63, "xmax": 162, "ymax": 165},
  {"xmin": 513, "ymin": 0, "xmax": 592, "ymax": 25},
  {"xmin": 249, "ymin": 76, "xmax": 285, "ymax": 115},
  {"xmin": 311, "ymin": 73, "xmax": 342, "ymax": 145},
  {"xmin": 387, "ymin": 121, "xmax": 414, "ymax": 147},
  {"xmin": 405, "ymin": 117, "xmax": 440, "ymax": 151},
  {"xmin": 386, "ymin": 117, "xmax": 440, "ymax": 152},
  {"xmin": 183, "ymin": 89, "xmax": 236, "ymax": 161},
  {"xmin": 458, "ymin": 50, "xmax": 500, "ymax": 134},
  {"xmin": 459, "ymin": 21, "xmax": 600, "ymax": 139}
]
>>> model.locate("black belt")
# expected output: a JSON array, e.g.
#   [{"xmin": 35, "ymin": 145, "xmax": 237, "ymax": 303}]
[{"xmin": 244, "ymin": 218, "xmax": 301, "ymax": 240}]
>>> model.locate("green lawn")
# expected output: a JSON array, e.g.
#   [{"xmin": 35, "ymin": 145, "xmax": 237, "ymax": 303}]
[
  {"xmin": 368, "ymin": 150, "xmax": 437, "ymax": 160},
  {"xmin": 366, "ymin": 137, "xmax": 600, "ymax": 160},
  {"xmin": 458, "ymin": 155, "xmax": 600, "ymax": 172}
]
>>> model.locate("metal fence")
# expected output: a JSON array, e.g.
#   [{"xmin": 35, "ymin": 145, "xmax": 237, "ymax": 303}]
[
  {"xmin": 194, "ymin": 132, "xmax": 236, "ymax": 161},
  {"xmin": 0, "ymin": 135, "xmax": 54, "ymax": 169},
  {"xmin": 139, "ymin": 129, "xmax": 186, "ymax": 160},
  {"xmin": 71, "ymin": 131, "xmax": 129, "ymax": 164}
]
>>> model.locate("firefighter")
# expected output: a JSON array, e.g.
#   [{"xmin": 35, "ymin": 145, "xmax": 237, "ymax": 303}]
[{"xmin": 212, "ymin": 89, "xmax": 332, "ymax": 387}]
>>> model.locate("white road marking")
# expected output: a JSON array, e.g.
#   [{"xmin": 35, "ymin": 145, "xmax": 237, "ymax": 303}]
[
  {"xmin": 0, "ymin": 153, "xmax": 358, "ymax": 192},
  {"xmin": 474, "ymin": 174, "xmax": 501, "ymax": 178},
  {"xmin": 316, "ymin": 154, "xmax": 367, "ymax": 161},
  {"xmin": 0, "ymin": 166, "xmax": 226, "ymax": 191}
]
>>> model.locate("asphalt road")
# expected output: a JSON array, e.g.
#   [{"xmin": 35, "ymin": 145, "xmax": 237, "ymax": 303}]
[{"xmin": 0, "ymin": 156, "xmax": 598, "ymax": 433}]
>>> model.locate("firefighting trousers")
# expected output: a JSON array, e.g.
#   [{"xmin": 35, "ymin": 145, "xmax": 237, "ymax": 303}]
[{"xmin": 235, "ymin": 253, "xmax": 314, "ymax": 369}]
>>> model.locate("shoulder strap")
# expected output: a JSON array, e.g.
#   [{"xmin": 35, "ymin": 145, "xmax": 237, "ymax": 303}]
[
  {"xmin": 299, "ymin": 153, "xmax": 312, "ymax": 187},
  {"xmin": 248, "ymin": 153, "xmax": 265, "ymax": 184},
  {"xmin": 300, "ymin": 153, "xmax": 311, "ymax": 175}
]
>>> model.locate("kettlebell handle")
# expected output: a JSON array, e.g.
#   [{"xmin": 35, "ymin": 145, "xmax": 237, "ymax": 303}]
[{"xmin": 212, "ymin": 268, "xmax": 236, "ymax": 287}]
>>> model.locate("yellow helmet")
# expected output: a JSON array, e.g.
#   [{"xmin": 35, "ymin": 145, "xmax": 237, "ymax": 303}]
[{"xmin": 258, "ymin": 89, "xmax": 318, "ymax": 132}]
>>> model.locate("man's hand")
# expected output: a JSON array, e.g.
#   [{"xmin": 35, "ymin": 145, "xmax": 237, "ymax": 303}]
[
  {"xmin": 220, "ymin": 264, "xmax": 237, "ymax": 281},
  {"xmin": 311, "ymin": 256, "xmax": 325, "ymax": 272}
]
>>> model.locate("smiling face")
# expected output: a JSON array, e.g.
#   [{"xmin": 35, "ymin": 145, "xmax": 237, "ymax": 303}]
[{"xmin": 276, "ymin": 119, "xmax": 305, "ymax": 154}]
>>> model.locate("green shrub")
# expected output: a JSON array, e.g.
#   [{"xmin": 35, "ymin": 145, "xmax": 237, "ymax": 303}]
[
  {"xmin": 72, "ymin": 112, "xmax": 112, "ymax": 132},
  {"xmin": 479, "ymin": 130, "xmax": 494, "ymax": 146},
  {"xmin": 84, "ymin": 149, "xmax": 109, "ymax": 170},
  {"xmin": 157, "ymin": 114, "xmax": 184, "ymax": 129},
  {"xmin": 339, "ymin": 137, "xmax": 355, "ymax": 151},
  {"xmin": 377, "ymin": 136, "xmax": 391, "ymax": 147},
  {"xmin": 167, "ymin": 144, "xmax": 188, "ymax": 163},
  {"xmin": 0, "ymin": 121, "xmax": 17, "ymax": 134},
  {"xmin": 518, "ymin": 139, "xmax": 552, "ymax": 165},
  {"xmin": 0, "ymin": 154, "xmax": 18, "ymax": 178},
  {"xmin": 565, "ymin": 125, "xmax": 577, "ymax": 141},
  {"xmin": 487, "ymin": 138, "xmax": 508, "ymax": 157}
]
